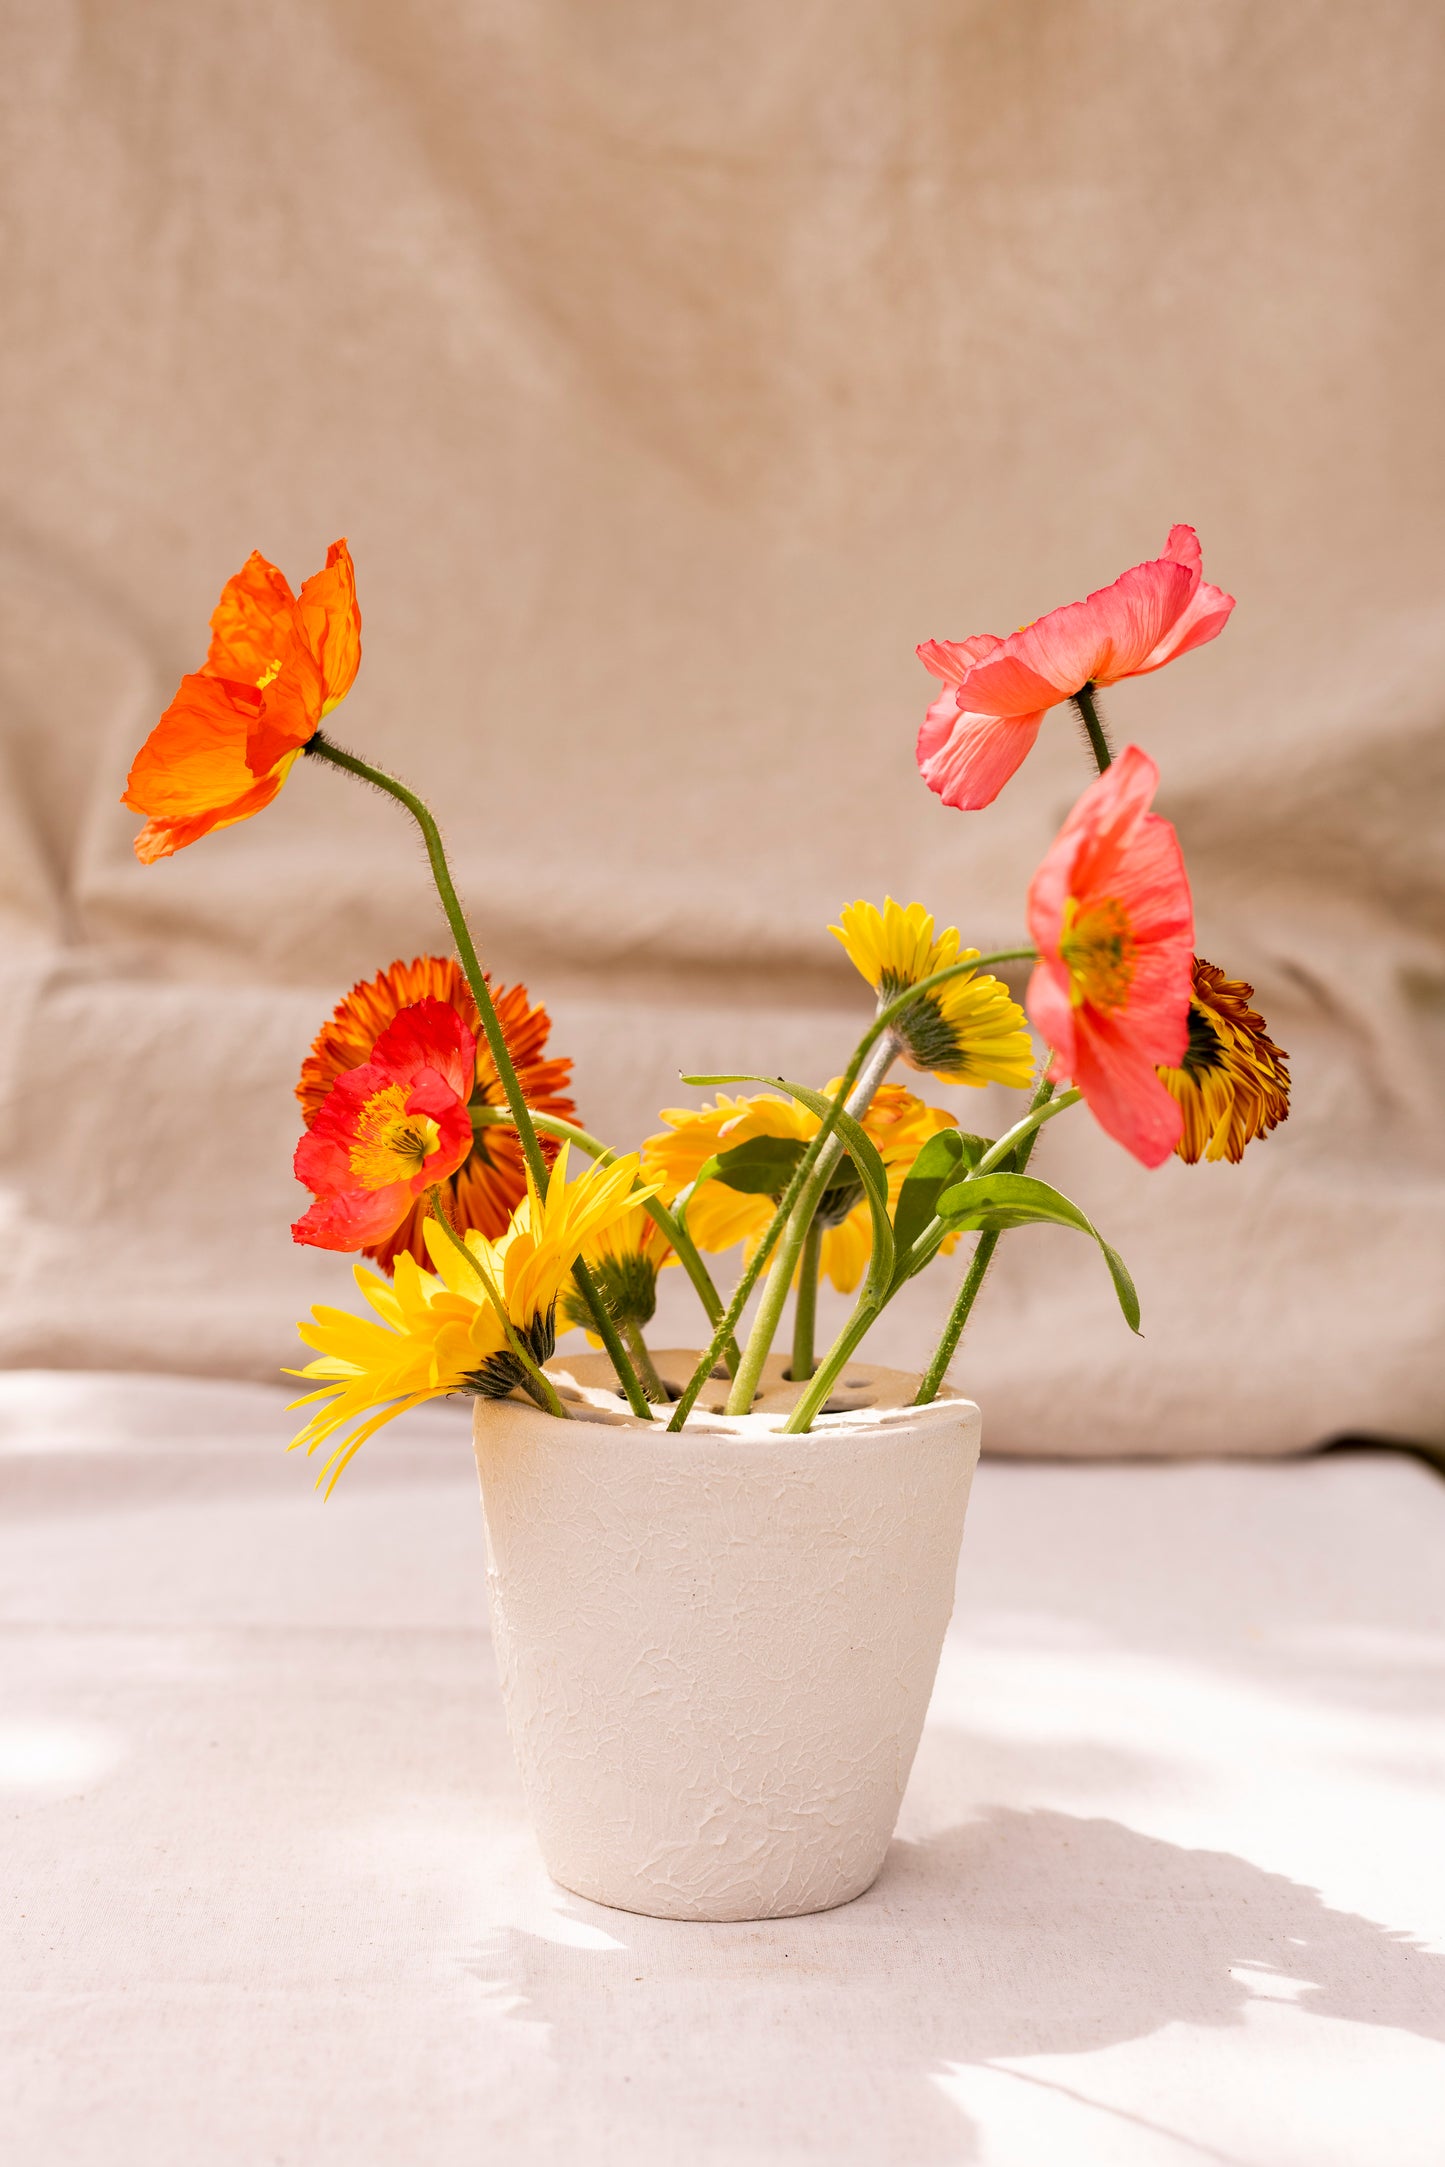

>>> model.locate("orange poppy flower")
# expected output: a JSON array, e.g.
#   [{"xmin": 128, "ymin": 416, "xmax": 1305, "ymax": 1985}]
[
  {"xmin": 123, "ymin": 540, "xmax": 360, "ymax": 862},
  {"xmin": 297, "ymin": 955, "xmax": 578, "ymax": 1274}
]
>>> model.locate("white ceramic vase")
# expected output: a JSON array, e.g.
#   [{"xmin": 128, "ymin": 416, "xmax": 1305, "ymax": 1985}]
[{"xmin": 472, "ymin": 1351, "xmax": 981, "ymax": 1922}]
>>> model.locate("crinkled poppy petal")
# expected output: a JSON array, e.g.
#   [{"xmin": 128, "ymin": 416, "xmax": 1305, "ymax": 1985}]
[
  {"xmin": 1009, "ymin": 559, "xmax": 1197, "ymax": 695},
  {"xmin": 1136, "ymin": 579, "xmax": 1235, "ymax": 673},
  {"xmin": 292, "ymin": 1186, "xmax": 420, "ymax": 1252},
  {"xmin": 1105, "ymin": 810, "xmax": 1194, "ymax": 948},
  {"xmin": 1060, "ymin": 744, "xmax": 1165, "ymax": 896},
  {"xmin": 243, "ymin": 648, "xmax": 324, "ymax": 775},
  {"xmin": 914, "ymin": 632, "xmax": 1005, "ymax": 687},
  {"xmin": 916, "ymin": 698, "xmax": 1046, "ymax": 810},
  {"xmin": 1026, "ymin": 806, "xmax": 1091, "ymax": 960},
  {"xmin": 131, "ymin": 775, "xmax": 291, "ymax": 862},
  {"xmin": 1024, "ymin": 958, "xmax": 1078, "ymax": 1078},
  {"xmin": 1160, "ymin": 523, "xmax": 1204, "ymax": 579},
  {"xmin": 368, "ymin": 998, "xmax": 477, "ymax": 1102},
  {"xmin": 298, "ymin": 539, "xmax": 361, "ymax": 713},
  {"xmin": 206, "ymin": 550, "xmax": 299, "ymax": 682},
  {"xmin": 1070, "ymin": 1018, "xmax": 1185, "ymax": 1169},
  {"xmin": 124, "ymin": 674, "xmax": 263, "ymax": 816}
]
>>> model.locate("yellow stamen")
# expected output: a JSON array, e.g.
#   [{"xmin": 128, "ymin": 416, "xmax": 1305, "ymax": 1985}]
[
  {"xmin": 1059, "ymin": 896, "xmax": 1137, "ymax": 1013},
  {"xmin": 348, "ymin": 1083, "xmax": 441, "ymax": 1188}
]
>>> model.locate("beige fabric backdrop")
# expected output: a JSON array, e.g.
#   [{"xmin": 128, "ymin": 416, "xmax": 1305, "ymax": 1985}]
[{"xmin": 1, "ymin": 0, "xmax": 1441, "ymax": 1455}]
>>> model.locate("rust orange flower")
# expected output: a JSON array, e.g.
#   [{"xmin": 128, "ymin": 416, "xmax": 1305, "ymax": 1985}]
[
  {"xmin": 1158, "ymin": 958, "xmax": 1291, "ymax": 1163},
  {"xmin": 123, "ymin": 541, "xmax": 360, "ymax": 862},
  {"xmin": 297, "ymin": 956, "xmax": 578, "ymax": 1274},
  {"xmin": 292, "ymin": 1000, "xmax": 476, "ymax": 1252}
]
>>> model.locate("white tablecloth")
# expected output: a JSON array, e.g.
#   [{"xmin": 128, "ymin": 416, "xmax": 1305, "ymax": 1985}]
[{"xmin": 4, "ymin": 1372, "xmax": 1443, "ymax": 2165}]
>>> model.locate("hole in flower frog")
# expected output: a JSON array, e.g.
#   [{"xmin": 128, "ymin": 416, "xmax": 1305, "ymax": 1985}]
[{"xmin": 819, "ymin": 1391, "xmax": 877, "ymax": 1415}]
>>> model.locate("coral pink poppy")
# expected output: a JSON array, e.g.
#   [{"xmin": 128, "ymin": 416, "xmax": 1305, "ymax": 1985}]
[
  {"xmin": 917, "ymin": 525, "xmax": 1234, "ymax": 810},
  {"xmin": 1026, "ymin": 746, "xmax": 1194, "ymax": 1168},
  {"xmin": 292, "ymin": 999, "xmax": 476, "ymax": 1252}
]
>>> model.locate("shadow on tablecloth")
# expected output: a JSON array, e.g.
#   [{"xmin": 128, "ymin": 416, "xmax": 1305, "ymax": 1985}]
[{"xmin": 468, "ymin": 1807, "xmax": 1445, "ymax": 2165}]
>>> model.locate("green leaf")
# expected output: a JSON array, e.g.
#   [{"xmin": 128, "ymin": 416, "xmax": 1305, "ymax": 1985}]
[
  {"xmin": 683, "ymin": 1073, "xmax": 895, "ymax": 1302},
  {"xmin": 936, "ymin": 1171, "xmax": 1142, "ymax": 1333},
  {"xmin": 891, "ymin": 1130, "xmax": 993, "ymax": 1262},
  {"xmin": 1099, "ymin": 1242, "xmax": 1142, "ymax": 1334},
  {"xmin": 709, "ymin": 1134, "xmax": 807, "ymax": 1196}
]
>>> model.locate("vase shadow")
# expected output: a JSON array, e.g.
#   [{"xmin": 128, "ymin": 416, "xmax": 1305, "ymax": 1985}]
[{"xmin": 466, "ymin": 1805, "xmax": 1445, "ymax": 2166}]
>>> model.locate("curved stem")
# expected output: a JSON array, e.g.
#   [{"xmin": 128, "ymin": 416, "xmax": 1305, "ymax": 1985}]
[
  {"xmin": 472, "ymin": 1105, "xmax": 737, "ymax": 1370},
  {"xmin": 305, "ymin": 731, "xmax": 652, "ymax": 1420},
  {"xmin": 790, "ymin": 1218, "xmax": 824, "ymax": 1382},
  {"xmin": 1071, "ymin": 682, "xmax": 1113, "ymax": 774},
  {"xmin": 725, "ymin": 1032, "xmax": 900, "ymax": 1414},
  {"xmin": 969, "ymin": 1085, "xmax": 1081, "ymax": 1176},
  {"xmin": 783, "ymin": 1300, "xmax": 878, "ymax": 1434},
  {"xmin": 913, "ymin": 1076, "xmax": 1057, "ymax": 1406},
  {"xmin": 425, "ymin": 1189, "xmax": 569, "ymax": 1420}
]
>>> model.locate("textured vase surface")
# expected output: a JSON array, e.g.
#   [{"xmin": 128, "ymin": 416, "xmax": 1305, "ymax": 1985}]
[{"xmin": 473, "ymin": 1352, "xmax": 982, "ymax": 1922}]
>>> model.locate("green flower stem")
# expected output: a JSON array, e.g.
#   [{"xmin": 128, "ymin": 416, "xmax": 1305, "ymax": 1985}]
[
  {"xmin": 471, "ymin": 1105, "xmax": 737, "ymax": 1370},
  {"xmin": 425, "ymin": 1188, "xmax": 569, "ymax": 1420},
  {"xmin": 725, "ymin": 1033, "xmax": 900, "ymax": 1416},
  {"xmin": 304, "ymin": 730, "xmax": 653, "ymax": 1421},
  {"xmin": 969, "ymin": 1085, "xmax": 1081, "ymax": 1177},
  {"xmin": 791, "ymin": 1075, "xmax": 1083, "ymax": 1430},
  {"xmin": 782, "ymin": 1299, "xmax": 879, "ymax": 1434},
  {"xmin": 912, "ymin": 1074, "xmax": 1059, "ymax": 1407},
  {"xmin": 622, "ymin": 1319, "xmax": 670, "ymax": 1403},
  {"xmin": 664, "ymin": 947, "xmax": 1036, "ymax": 1434},
  {"xmin": 790, "ymin": 1218, "xmax": 824, "ymax": 1382},
  {"xmin": 1071, "ymin": 682, "xmax": 1113, "ymax": 774}
]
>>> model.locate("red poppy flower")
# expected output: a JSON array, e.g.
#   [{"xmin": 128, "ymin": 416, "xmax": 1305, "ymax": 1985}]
[
  {"xmin": 1026, "ymin": 747, "xmax": 1194, "ymax": 1168},
  {"xmin": 123, "ymin": 541, "xmax": 360, "ymax": 862},
  {"xmin": 296, "ymin": 956, "xmax": 578, "ymax": 1273},
  {"xmin": 292, "ymin": 999, "xmax": 476, "ymax": 1252},
  {"xmin": 916, "ymin": 526, "xmax": 1234, "ymax": 809}
]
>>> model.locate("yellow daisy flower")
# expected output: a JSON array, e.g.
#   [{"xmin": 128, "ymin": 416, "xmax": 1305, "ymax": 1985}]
[
  {"xmin": 643, "ymin": 1082, "xmax": 961, "ymax": 1297},
  {"xmin": 559, "ymin": 1195, "xmax": 676, "ymax": 1341},
  {"xmin": 288, "ymin": 1145, "xmax": 650, "ymax": 1489},
  {"xmin": 831, "ymin": 897, "xmax": 1035, "ymax": 1089},
  {"xmin": 1157, "ymin": 958, "xmax": 1290, "ymax": 1164}
]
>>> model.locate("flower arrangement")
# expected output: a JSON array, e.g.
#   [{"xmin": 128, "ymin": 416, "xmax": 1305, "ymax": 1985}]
[{"xmin": 123, "ymin": 528, "xmax": 1289, "ymax": 1491}]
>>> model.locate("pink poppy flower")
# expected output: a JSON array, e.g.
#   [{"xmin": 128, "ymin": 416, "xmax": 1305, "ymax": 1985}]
[
  {"xmin": 1026, "ymin": 746, "xmax": 1194, "ymax": 1168},
  {"xmin": 292, "ymin": 999, "xmax": 477, "ymax": 1251},
  {"xmin": 916, "ymin": 525, "xmax": 1234, "ymax": 810}
]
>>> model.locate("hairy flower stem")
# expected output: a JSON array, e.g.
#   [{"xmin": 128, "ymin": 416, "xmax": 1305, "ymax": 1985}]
[
  {"xmin": 665, "ymin": 948, "xmax": 1036, "ymax": 1433},
  {"xmin": 425, "ymin": 1188, "xmax": 569, "ymax": 1420},
  {"xmin": 970, "ymin": 1084, "xmax": 1080, "ymax": 1175},
  {"xmin": 790, "ymin": 1219, "xmax": 823, "ymax": 1382},
  {"xmin": 783, "ymin": 1303, "xmax": 879, "ymax": 1434},
  {"xmin": 725, "ymin": 1034, "xmax": 900, "ymax": 1416},
  {"xmin": 622, "ymin": 1319, "xmax": 670, "ymax": 1403},
  {"xmin": 305, "ymin": 731, "xmax": 653, "ymax": 1420},
  {"xmin": 1071, "ymin": 682, "xmax": 1113, "ymax": 774},
  {"xmin": 912, "ymin": 1076, "xmax": 1058, "ymax": 1407},
  {"xmin": 470, "ymin": 1105, "xmax": 738, "ymax": 1370}
]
